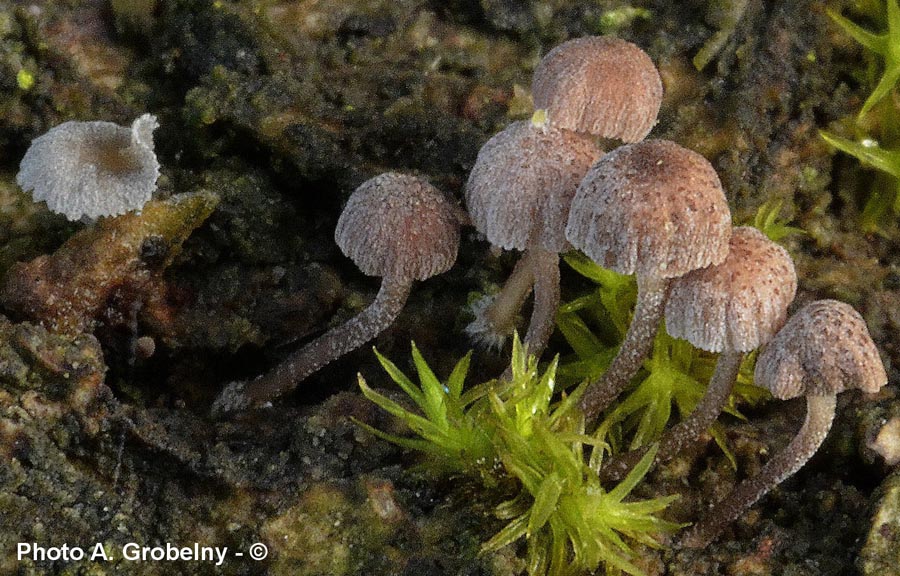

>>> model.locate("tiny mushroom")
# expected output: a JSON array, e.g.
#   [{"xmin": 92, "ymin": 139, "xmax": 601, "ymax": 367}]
[
  {"xmin": 566, "ymin": 139, "xmax": 732, "ymax": 422},
  {"xmin": 682, "ymin": 299, "xmax": 888, "ymax": 547},
  {"xmin": 465, "ymin": 112, "xmax": 601, "ymax": 358},
  {"xmin": 600, "ymin": 226, "xmax": 797, "ymax": 482},
  {"xmin": 17, "ymin": 114, "xmax": 161, "ymax": 220},
  {"xmin": 532, "ymin": 36, "xmax": 663, "ymax": 142},
  {"xmin": 212, "ymin": 172, "xmax": 460, "ymax": 416}
]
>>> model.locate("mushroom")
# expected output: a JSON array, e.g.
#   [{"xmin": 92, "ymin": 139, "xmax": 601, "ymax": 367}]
[
  {"xmin": 465, "ymin": 112, "xmax": 601, "ymax": 358},
  {"xmin": 17, "ymin": 114, "xmax": 160, "ymax": 220},
  {"xmin": 600, "ymin": 227, "xmax": 797, "ymax": 482},
  {"xmin": 565, "ymin": 139, "xmax": 732, "ymax": 422},
  {"xmin": 681, "ymin": 299, "xmax": 888, "ymax": 548},
  {"xmin": 532, "ymin": 36, "xmax": 663, "ymax": 142},
  {"xmin": 212, "ymin": 172, "xmax": 460, "ymax": 415}
]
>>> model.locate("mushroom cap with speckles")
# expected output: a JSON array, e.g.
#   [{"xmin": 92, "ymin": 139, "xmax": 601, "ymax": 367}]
[
  {"xmin": 465, "ymin": 120, "xmax": 601, "ymax": 252},
  {"xmin": 755, "ymin": 300, "xmax": 887, "ymax": 400},
  {"xmin": 17, "ymin": 114, "xmax": 160, "ymax": 220},
  {"xmin": 565, "ymin": 139, "xmax": 731, "ymax": 279},
  {"xmin": 335, "ymin": 172, "xmax": 460, "ymax": 282},
  {"xmin": 665, "ymin": 226, "xmax": 797, "ymax": 353},
  {"xmin": 532, "ymin": 36, "xmax": 663, "ymax": 142}
]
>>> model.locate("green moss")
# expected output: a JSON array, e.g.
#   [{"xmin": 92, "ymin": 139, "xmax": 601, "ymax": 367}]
[{"xmin": 358, "ymin": 337, "xmax": 681, "ymax": 576}]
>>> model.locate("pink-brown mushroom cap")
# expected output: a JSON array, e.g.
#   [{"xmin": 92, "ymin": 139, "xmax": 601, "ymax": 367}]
[
  {"xmin": 665, "ymin": 226, "xmax": 797, "ymax": 353},
  {"xmin": 755, "ymin": 299, "xmax": 888, "ymax": 399},
  {"xmin": 565, "ymin": 139, "xmax": 732, "ymax": 280},
  {"xmin": 335, "ymin": 173, "xmax": 460, "ymax": 282},
  {"xmin": 465, "ymin": 120, "xmax": 601, "ymax": 253},
  {"xmin": 532, "ymin": 36, "xmax": 663, "ymax": 142}
]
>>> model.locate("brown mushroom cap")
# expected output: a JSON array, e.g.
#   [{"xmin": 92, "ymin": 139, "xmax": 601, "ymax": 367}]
[
  {"xmin": 665, "ymin": 226, "xmax": 797, "ymax": 353},
  {"xmin": 532, "ymin": 36, "xmax": 663, "ymax": 142},
  {"xmin": 17, "ymin": 114, "xmax": 160, "ymax": 220},
  {"xmin": 565, "ymin": 139, "xmax": 731, "ymax": 279},
  {"xmin": 755, "ymin": 299, "xmax": 888, "ymax": 399},
  {"xmin": 335, "ymin": 172, "xmax": 460, "ymax": 282},
  {"xmin": 465, "ymin": 119, "xmax": 601, "ymax": 252}
]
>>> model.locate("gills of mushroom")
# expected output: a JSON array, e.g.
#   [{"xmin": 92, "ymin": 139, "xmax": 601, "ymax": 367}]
[
  {"xmin": 565, "ymin": 140, "xmax": 732, "ymax": 423},
  {"xmin": 600, "ymin": 227, "xmax": 797, "ymax": 483},
  {"xmin": 681, "ymin": 300, "xmax": 888, "ymax": 548},
  {"xmin": 212, "ymin": 173, "xmax": 460, "ymax": 416},
  {"xmin": 17, "ymin": 115, "xmax": 161, "ymax": 221},
  {"xmin": 464, "ymin": 113, "xmax": 600, "ymax": 359}
]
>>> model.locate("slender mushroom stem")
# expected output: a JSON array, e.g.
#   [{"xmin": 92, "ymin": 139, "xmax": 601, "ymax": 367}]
[
  {"xmin": 580, "ymin": 275, "xmax": 671, "ymax": 422},
  {"xmin": 212, "ymin": 278, "xmax": 412, "ymax": 416},
  {"xmin": 600, "ymin": 351, "xmax": 744, "ymax": 483},
  {"xmin": 523, "ymin": 248, "xmax": 560, "ymax": 359},
  {"xmin": 470, "ymin": 251, "xmax": 536, "ymax": 340},
  {"xmin": 681, "ymin": 394, "xmax": 837, "ymax": 548}
]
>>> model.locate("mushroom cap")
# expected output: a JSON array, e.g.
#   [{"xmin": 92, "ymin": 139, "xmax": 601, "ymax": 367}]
[
  {"xmin": 335, "ymin": 172, "xmax": 460, "ymax": 282},
  {"xmin": 465, "ymin": 119, "xmax": 601, "ymax": 252},
  {"xmin": 754, "ymin": 300, "xmax": 887, "ymax": 400},
  {"xmin": 665, "ymin": 226, "xmax": 797, "ymax": 353},
  {"xmin": 17, "ymin": 114, "xmax": 161, "ymax": 220},
  {"xmin": 532, "ymin": 36, "xmax": 663, "ymax": 142},
  {"xmin": 565, "ymin": 139, "xmax": 732, "ymax": 279}
]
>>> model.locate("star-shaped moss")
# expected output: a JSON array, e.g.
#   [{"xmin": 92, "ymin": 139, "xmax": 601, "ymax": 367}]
[{"xmin": 828, "ymin": 0, "xmax": 900, "ymax": 116}]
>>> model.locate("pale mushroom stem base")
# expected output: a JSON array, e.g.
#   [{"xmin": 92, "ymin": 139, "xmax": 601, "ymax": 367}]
[
  {"xmin": 680, "ymin": 394, "xmax": 837, "ymax": 548},
  {"xmin": 469, "ymin": 250, "xmax": 536, "ymax": 341},
  {"xmin": 579, "ymin": 276, "xmax": 671, "ymax": 422},
  {"xmin": 212, "ymin": 279, "xmax": 412, "ymax": 416},
  {"xmin": 523, "ymin": 248, "xmax": 560, "ymax": 359},
  {"xmin": 599, "ymin": 351, "xmax": 743, "ymax": 483}
]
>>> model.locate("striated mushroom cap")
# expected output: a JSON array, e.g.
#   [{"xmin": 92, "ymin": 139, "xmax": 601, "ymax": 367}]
[
  {"xmin": 755, "ymin": 300, "xmax": 887, "ymax": 400},
  {"xmin": 335, "ymin": 172, "xmax": 460, "ymax": 282},
  {"xmin": 665, "ymin": 226, "xmax": 797, "ymax": 353},
  {"xmin": 532, "ymin": 36, "xmax": 663, "ymax": 142},
  {"xmin": 465, "ymin": 118, "xmax": 601, "ymax": 252},
  {"xmin": 17, "ymin": 114, "xmax": 161, "ymax": 220},
  {"xmin": 566, "ymin": 139, "xmax": 731, "ymax": 280}
]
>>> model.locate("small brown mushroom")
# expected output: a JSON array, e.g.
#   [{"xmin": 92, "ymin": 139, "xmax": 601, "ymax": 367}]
[
  {"xmin": 682, "ymin": 299, "xmax": 888, "ymax": 547},
  {"xmin": 17, "ymin": 114, "xmax": 160, "ymax": 220},
  {"xmin": 465, "ymin": 114, "xmax": 601, "ymax": 358},
  {"xmin": 566, "ymin": 139, "xmax": 732, "ymax": 422},
  {"xmin": 212, "ymin": 173, "xmax": 460, "ymax": 415},
  {"xmin": 600, "ymin": 227, "xmax": 796, "ymax": 482},
  {"xmin": 532, "ymin": 36, "xmax": 663, "ymax": 142}
]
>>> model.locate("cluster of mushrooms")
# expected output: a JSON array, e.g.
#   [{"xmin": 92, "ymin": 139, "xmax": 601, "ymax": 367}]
[{"xmin": 13, "ymin": 35, "xmax": 889, "ymax": 549}]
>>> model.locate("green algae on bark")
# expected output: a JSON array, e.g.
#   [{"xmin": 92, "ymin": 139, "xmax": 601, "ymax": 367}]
[{"xmin": 0, "ymin": 192, "xmax": 219, "ymax": 335}]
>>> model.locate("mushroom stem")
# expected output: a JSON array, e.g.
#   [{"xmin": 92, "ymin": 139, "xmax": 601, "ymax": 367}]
[
  {"xmin": 681, "ymin": 394, "xmax": 836, "ymax": 548},
  {"xmin": 580, "ymin": 275, "xmax": 671, "ymax": 422},
  {"xmin": 523, "ymin": 248, "xmax": 560, "ymax": 359},
  {"xmin": 475, "ymin": 251, "xmax": 536, "ymax": 338},
  {"xmin": 212, "ymin": 278, "xmax": 412, "ymax": 416},
  {"xmin": 600, "ymin": 351, "xmax": 744, "ymax": 483}
]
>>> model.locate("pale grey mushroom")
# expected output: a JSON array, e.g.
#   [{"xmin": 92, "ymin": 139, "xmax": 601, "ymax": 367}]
[
  {"xmin": 682, "ymin": 299, "xmax": 888, "ymax": 547},
  {"xmin": 465, "ymin": 114, "xmax": 601, "ymax": 358},
  {"xmin": 213, "ymin": 172, "xmax": 460, "ymax": 415},
  {"xmin": 17, "ymin": 114, "xmax": 160, "ymax": 220},
  {"xmin": 565, "ymin": 139, "xmax": 732, "ymax": 422},
  {"xmin": 600, "ymin": 227, "xmax": 796, "ymax": 482},
  {"xmin": 532, "ymin": 36, "xmax": 663, "ymax": 142}
]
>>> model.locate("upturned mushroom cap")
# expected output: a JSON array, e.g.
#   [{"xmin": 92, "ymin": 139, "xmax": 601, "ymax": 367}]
[
  {"xmin": 755, "ymin": 300, "xmax": 888, "ymax": 400},
  {"xmin": 17, "ymin": 114, "xmax": 161, "ymax": 220},
  {"xmin": 532, "ymin": 36, "xmax": 663, "ymax": 142},
  {"xmin": 335, "ymin": 172, "xmax": 460, "ymax": 282},
  {"xmin": 665, "ymin": 226, "xmax": 797, "ymax": 353},
  {"xmin": 465, "ymin": 119, "xmax": 601, "ymax": 252},
  {"xmin": 565, "ymin": 139, "xmax": 731, "ymax": 279}
]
